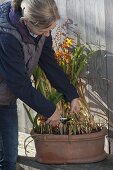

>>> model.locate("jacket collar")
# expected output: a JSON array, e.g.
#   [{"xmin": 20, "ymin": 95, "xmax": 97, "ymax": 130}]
[{"xmin": 9, "ymin": 7, "xmax": 37, "ymax": 44}]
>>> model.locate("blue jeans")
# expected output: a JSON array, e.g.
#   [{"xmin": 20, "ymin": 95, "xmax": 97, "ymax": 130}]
[{"xmin": 0, "ymin": 105, "xmax": 18, "ymax": 170}]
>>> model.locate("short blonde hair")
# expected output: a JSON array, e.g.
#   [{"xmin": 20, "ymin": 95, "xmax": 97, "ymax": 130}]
[{"xmin": 12, "ymin": 0, "xmax": 60, "ymax": 29}]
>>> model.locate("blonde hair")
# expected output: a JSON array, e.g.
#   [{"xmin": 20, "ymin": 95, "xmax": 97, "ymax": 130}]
[{"xmin": 12, "ymin": 0, "xmax": 60, "ymax": 29}]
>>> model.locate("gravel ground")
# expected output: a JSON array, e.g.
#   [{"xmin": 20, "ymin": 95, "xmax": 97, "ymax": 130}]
[{"xmin": 18, "ymin": 132, "xmax": 35, "ymax": 157}]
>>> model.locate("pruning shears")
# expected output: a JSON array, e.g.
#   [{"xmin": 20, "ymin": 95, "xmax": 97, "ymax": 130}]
[{"xmin": 60, "ymin": 116, "xmax": 71, "ymax": 124}]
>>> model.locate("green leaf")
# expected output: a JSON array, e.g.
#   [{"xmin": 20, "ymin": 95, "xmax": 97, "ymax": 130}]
[
  {"xmin": 48, "ymin": 91, "xmax": 64, "ymax": 104},
  {"xmin": 23, "ymin": 103, "xmax": 34, "ymax": 125}
]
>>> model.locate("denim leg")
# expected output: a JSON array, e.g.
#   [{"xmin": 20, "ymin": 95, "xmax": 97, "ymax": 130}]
[
  {"xmin": 0, "ymin": 135, "xmax": 3, "ymax": 170},
  {"xmin": 0, "ymin": 105, "xmax": 18, "ymax": 170}
]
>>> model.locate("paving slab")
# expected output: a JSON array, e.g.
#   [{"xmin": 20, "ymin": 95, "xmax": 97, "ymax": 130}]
[{"xmin": 17, "ymin": 155, "xmax": 113, "ymax": 170}]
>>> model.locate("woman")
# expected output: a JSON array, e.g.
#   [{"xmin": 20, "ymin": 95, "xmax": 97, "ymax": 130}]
[{"xmin": 0, "ymin": 0, "xmax": 80, "ymax": 169}]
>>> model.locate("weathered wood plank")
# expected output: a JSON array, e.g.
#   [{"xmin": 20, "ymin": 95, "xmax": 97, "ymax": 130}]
[
  {"xmin": 67, "ymin": 0, "xmax": 86, "ymax": 42},
  {"xmin": 67, "ymin": 0, "xmax": 106, "ymax": 48},
  {"xmin": 84, "ymin": 0, "xmax": 105, "ymax": 47},
  {"xmin": 67, "ymin": 0, "xmax": 108, "ymax": 133},
  {"xmin": 105, "ymin": 0, "xmax": 113, "ymax": 154},
  {"xmin": 55, "ymin": 0, "xmax": 67, "ymax": 20}
]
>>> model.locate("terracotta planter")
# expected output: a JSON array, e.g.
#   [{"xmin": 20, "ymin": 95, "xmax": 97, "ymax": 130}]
[{"xmin": 31, "ymin": 127, "xmax": 107, "ymax": 164}]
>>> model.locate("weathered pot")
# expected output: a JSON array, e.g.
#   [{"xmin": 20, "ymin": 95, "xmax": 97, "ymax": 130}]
[{"xmin": 31, "ymin": 127, "xmax": 107, "ymax": 164}]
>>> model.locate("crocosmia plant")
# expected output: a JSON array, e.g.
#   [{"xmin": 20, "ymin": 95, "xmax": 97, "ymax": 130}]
[{"xmin": 24, "ymin": 20, "xmax": 105, "ymax": 135}]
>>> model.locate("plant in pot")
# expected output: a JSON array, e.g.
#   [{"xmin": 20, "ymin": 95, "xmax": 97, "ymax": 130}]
[{"xmin": 24, "ymin": 21, "xmax": 108, "ymax": 164}]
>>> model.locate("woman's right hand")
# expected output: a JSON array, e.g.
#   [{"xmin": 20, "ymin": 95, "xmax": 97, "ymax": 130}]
[{"xmin": 46, "ymin": 107, "xmax": 61, "ymax": 127}]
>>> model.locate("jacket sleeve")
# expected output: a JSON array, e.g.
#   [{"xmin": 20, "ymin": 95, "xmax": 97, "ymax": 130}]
[
  {"xmin": 0, "ymin": 33, "xmax": 56, "ymax": 118},
  {"xmin": 38, "ymin": 35, "xmax": 79, "ymax": 102}
]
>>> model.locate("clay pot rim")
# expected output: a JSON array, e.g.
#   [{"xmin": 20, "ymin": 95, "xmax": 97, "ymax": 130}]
[{"xmin": 30, "ymin": 127, "xmax": 107, "ymax": 141}]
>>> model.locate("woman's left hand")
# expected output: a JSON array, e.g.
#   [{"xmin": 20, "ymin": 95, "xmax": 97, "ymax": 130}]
[{"xmin": 70, "ymin": 98, "xmax": 80, "ymax": 114}]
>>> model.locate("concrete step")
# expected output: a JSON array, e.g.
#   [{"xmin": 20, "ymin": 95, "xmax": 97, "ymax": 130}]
[{"xmin": 17, "ymin": 154, "xmax": 113, "ymax": 170}]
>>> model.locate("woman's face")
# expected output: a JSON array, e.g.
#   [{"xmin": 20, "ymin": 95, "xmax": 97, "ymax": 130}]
[{"xmin": 25, "ymin": 20, "xmax": 57, "ymax": 37}]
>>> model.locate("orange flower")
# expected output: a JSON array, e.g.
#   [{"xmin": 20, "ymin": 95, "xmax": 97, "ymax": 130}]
[
  {"xmin": 55, "ymin": 51, "xmax": 63, "ymax": 58},
  {"xmin": 63, "ymin": 52, "xmax": 71, "ymax": 63},
  {"xmin": 55, "ymin": 37, "xmax": 73, "ymax": 64},
  {"xmin": 60, "ymin": 38, "xmax": 73, "ymax": 49},
  {"xmin": 60, "ymin": 41, "xmax": 68, "ymax": 48}
]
